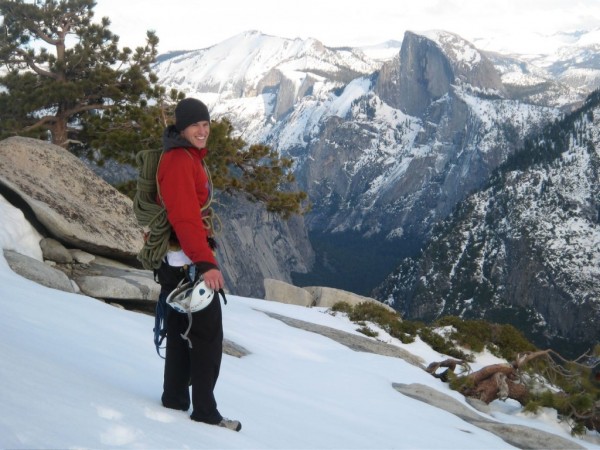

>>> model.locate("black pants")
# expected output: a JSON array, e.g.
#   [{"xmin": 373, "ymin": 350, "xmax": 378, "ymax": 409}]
[{"xmin": 157, "ymin": 263, "xmax": 224, "ymax": 424}]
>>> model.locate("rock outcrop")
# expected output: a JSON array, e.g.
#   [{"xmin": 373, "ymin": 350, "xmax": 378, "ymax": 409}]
[
  {"xmin": 0, "ymin": 136, "xmax": 143, "ymax": 263},
  {"xmin": 263, "ymin": 278, "xmax": 395, "ymax": 312},
  {"xmin": 305, "ymin": 285, "xmax": 396, "ymax": 312},
  {"xmin": 393, "ymin": 383, "xmax": 586, "ymax": 450},
  {"xmin": 69, "ymin": 256, "xmax": 160, "ymax": 301},
  {"xmin": 264, "ymin": 278, "xmax": 314, "ymax": 307},
  {"xmin": 3, "ymin": 240, "xmax": 159, "ymax": 302},
  {"xmin": 4, "ymin": 249, "xmax": 76, "ymax": 293}
]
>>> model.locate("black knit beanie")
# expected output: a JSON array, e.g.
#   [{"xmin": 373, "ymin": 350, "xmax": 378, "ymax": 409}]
[{"xmin": 174, "ymin": 98, "xmax": 210, "ymax": 132}]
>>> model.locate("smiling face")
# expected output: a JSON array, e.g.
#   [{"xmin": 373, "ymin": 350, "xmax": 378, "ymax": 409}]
[{"xmin": 181, "ymin": 121, "xmax": 210, "ymax": 149}]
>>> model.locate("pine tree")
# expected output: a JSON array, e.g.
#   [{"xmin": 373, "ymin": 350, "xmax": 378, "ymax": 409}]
[
  {"xmin": 0, "ymin": 0, "xmax": 158, "ymax": 148},
  {"xmin": 207, "ymin": 118, "xmax": 309, "ymax": 218},
  {"xmin": 0, "ymin": 0, "xmax": 309, "ymax": 218}
]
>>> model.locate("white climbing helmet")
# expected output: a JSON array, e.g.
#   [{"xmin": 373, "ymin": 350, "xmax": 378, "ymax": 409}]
[{"xmin": 166, "ymin": 279, "xmax": 214, "ymax": 314}]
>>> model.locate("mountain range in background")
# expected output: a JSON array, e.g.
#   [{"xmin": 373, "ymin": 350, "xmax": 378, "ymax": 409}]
[{"xmin": 144, "ymin": 28, "xmax": 600, "ymax": 356}]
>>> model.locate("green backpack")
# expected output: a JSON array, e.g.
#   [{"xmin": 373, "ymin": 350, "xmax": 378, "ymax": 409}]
[{"xmin": 132, "ymin": 149, "xmax": 172, "ymax": 270}]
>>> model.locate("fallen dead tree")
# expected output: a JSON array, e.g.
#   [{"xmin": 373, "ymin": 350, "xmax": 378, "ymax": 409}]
[{"xmin": 426, "ymin": 350, "xmax": 600, "ymax": 434}]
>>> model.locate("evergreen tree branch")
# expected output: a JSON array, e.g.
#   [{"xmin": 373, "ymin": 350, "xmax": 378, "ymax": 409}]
[
  {"xmin": 11, "ymin": 47, "xmax": 56, "ymax": 78},
  {"xmin": 22, "ymin": 115, "xmax": 56, "ymax": 131}
]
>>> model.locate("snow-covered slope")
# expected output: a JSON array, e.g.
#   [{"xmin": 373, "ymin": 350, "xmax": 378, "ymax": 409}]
[
  {"xmin": 524, "ymin": 28, "xmax": 600, "ymax": 92},
  {"xmin": 1, "ymin": 195, "xmax": 598, "ymax": 449}
]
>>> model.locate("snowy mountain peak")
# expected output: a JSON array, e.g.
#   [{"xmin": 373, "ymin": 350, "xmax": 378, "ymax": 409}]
[
  {"xmin": 153, "ymin": 31, "xmax": 381, "ymax": 102},
  {"xmin": 414, "ymin": 29, "xmax": 483, "ymax": 69}
]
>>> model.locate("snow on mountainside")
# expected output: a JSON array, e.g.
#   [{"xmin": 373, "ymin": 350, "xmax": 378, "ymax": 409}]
[
  {"xmin": 357, "ymin": 40, "xmax": 403, "ymax": 62},
  {"xmin": 508, "ymin": 28, "xmax": 600, "ymax": 93},
  {"xmin": 394, "ymin": 28, "xmax": 600, "ymax": 108},
  {"xmin": 420, "ymin": 30, "xmax": 483, "ymax": 69},
  {"xmin": 153, "ymin": 29, "xmax": 598, "ymax": 146},
  {"xmin": 375, "ymin": 94, "xmax": 600, "ymax": 356},
  {"xmin": 154, "ymin": 30, "xmax": 382, "ymax": 144},
  {"xmin": 154, "ymin": 30, "xmax": 380, "ymax": 100}
]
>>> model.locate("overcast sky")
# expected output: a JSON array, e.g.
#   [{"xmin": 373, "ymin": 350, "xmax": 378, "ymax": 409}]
[{"xmin": 93, "ymin": 0, "xmax": 600, "ymax": 54}]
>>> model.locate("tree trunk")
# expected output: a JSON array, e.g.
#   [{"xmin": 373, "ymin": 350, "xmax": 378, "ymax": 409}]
[
  {"xmin": 431, "ymin": 361, "xmax": 531, "ymax": 405},
  {"xmin": 51, "ymin": 115, "xmax": 69, "ymax": 148}
]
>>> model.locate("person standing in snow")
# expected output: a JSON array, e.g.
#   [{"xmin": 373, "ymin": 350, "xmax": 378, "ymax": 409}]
[{"xmin": 155, "ymin": 97, "xmax": 241, "ymax": 432}]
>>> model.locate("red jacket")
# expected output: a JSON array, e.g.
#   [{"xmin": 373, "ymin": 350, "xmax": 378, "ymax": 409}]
[{"xmin": 157, "ymin": 144, "xmax": 217, "ymax": 267}]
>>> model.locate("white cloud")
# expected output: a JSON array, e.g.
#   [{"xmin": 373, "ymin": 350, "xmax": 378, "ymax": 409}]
[{"xmin": 93, "ymin": 0, "xmax": 600, "ymax": 54}]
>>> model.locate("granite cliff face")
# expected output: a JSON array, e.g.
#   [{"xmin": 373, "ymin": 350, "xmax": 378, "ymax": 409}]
[
  {"xmin": 377, "ymin": 31, "xmax": 506, "ymax": 116},
  {"xmin": 214, "ymin": 193, "xmax": 314, "ymax": 298}
]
